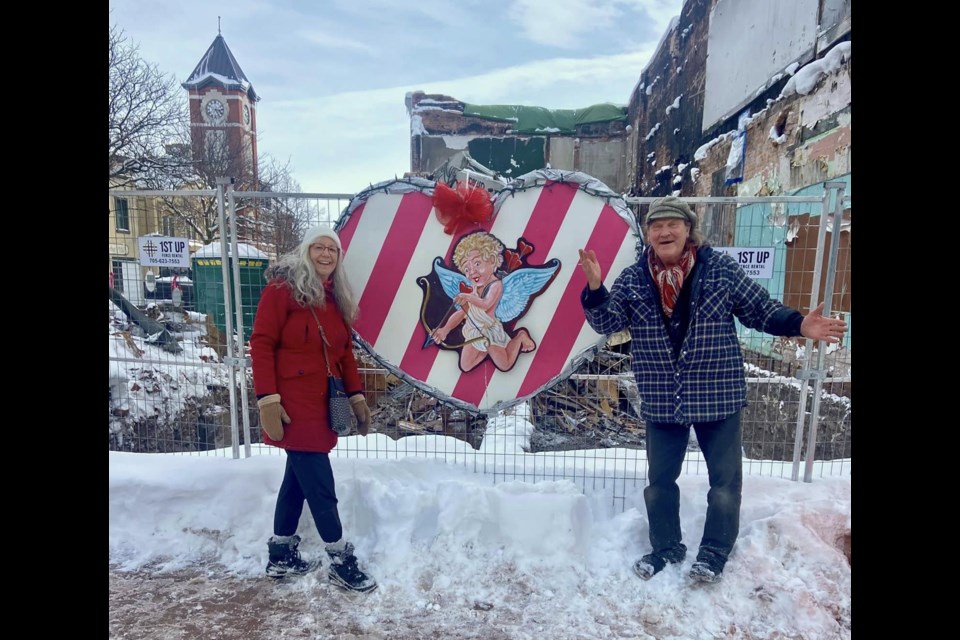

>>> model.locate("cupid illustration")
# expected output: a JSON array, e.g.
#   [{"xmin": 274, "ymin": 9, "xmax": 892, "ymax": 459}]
[{"xmin": 418, "ymin": 231, "xmax": 560, "ymax": 373}]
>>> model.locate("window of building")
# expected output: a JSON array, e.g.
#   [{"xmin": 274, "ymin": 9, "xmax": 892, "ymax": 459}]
[
  {"xmin": 111, "ymin": 260, "xmax": 125, "ymax": 294},
  {"xmin": 243, "ymin": 138, "xmax": 254, "ymax": 170},
  {"xmin": 115, "ymin": 197, "xmax": 130, "ymax": 232},
  {"xmin": 205, "ymin": 130, "xmax": 227, "ymax": 162},
  {"xmin": 162, "ymin": 215, "xmax": 176, "ymax": 236}
]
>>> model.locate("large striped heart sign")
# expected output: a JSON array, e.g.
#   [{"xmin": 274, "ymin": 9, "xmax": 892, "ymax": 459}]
[{"xmin": 334, "ymin": 169, "xmax": 641, "ymax": 415}]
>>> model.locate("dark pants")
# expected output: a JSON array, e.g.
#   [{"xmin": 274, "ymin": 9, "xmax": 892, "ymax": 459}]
[
  {"xmin": 643, "ymin": 411, "xmax": 743, "ymax": 568},
  {"xmin": 274, "ymin": 450, "xmax": 343, "ymax": 543}
]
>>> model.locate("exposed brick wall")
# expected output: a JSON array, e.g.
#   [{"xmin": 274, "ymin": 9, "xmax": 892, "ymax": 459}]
[
  {"xmin": 627, "ymin": 0, "xmax": 713, "ymax": 196},
  {"xmin": 627, "ymin": 0, "xmax": 851, "ymax": 198}
]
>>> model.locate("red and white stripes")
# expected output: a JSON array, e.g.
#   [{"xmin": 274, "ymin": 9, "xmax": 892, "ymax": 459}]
[{"xmin": 339, "ymin": 180, "xmax": 637, "ymax": 413}]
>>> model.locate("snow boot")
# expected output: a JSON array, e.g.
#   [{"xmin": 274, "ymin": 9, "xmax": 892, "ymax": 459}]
[
  {"xmin": 688, "ymin": 550, "xmax": 725, "ymax": 583},
  {"xmin": 326, "ymin": 541, "xmax": 378, "ymax": 593},
  {"xmin": 633, "ymin": 544, "xmax": 687, "ymax": 581},
  {"xmin": 265, "ymin": 534, "xmax": 318, "ymax": 579}
]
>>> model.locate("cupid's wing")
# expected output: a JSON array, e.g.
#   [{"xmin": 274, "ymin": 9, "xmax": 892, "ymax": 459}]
[
  {"xmin": 495, "ymin": 259, "xmax": 561, "ymax": 323},
  {"xmin": 433, "ymin": 258, "xmax": 471, "ymax": 308}
]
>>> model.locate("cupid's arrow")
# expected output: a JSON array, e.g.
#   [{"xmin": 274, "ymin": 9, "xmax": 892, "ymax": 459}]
[
  {"xmin": 423, "ymin": 302, "xmax": 457, "ymax": 349},
  {"xmin": 423, "ymin": 281, "xmax": 473, "ymax": 349}
]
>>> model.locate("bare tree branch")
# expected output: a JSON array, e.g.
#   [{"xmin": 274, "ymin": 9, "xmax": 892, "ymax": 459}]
[
  {"xmin": 252, "ymin": 155, "xmax": 313, "ymax": 256},
  {"xmin": 109, "ymin": 24, "xmax": 191, "ymax": 188}
]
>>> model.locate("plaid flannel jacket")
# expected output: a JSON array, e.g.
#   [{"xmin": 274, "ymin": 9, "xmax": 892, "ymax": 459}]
[{"xmin": 581, "ymin": 245, "xmax": 803, "ymax": 425}]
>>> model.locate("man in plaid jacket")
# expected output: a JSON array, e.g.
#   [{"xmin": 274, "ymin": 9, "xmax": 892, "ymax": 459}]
[{"xmin": 578, "ymin": 196, "xmax": 847, "ymax": 583}]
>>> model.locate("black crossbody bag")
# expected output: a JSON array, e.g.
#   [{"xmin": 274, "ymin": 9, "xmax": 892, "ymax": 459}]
[{"xmin": 310, "ymin": 308, "xmax": 354, "ymax": 436}]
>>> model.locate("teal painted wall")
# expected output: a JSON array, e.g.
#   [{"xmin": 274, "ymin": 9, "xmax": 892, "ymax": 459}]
[
  {"xmin": 468, "ymin": 137, "xmax": 545, "ymax": 179},
  {"xmin": 730, "ymin": 174, "xmax": 851, "ymax": 355}
]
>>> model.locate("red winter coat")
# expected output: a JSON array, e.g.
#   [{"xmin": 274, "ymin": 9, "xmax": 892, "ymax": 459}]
[{"xmin": 250, "ymin": 278, "xmax": 363, "ymax": 452}]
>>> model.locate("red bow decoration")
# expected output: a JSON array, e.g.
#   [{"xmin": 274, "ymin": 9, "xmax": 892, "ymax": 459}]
[{"xmin": 432, "ymin": 182, "xmax": 494, "ymax": 236}]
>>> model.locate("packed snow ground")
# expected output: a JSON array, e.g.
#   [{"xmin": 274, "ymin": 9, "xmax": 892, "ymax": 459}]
[{"xmin": 109, "ymin": 441, "xmax": 851, "ymax": 640}]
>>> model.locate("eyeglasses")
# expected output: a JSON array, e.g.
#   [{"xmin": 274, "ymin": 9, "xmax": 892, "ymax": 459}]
[{"xmin": 311, "ymin": 245, "xmax": 340, "ymax": 255}]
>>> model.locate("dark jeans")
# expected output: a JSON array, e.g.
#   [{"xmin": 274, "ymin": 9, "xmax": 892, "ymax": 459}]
[
  {"xmin": 274, "ymin": 450, "xmax": 343, "ymax": 543},
  {"xmin": 643, "ymin": 411, "xmax": 743, "ymax": 568}
]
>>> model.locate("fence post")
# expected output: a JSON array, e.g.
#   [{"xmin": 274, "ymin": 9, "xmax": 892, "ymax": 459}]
[
  {"xmin": 227, "ymin": 186, "xmax": 254, "ymax": 458},
  {"xmin": 802, "ymin": 182, "xmax": 846, "ymax": 482},
  {"xmin": 790, "ymin": 187, "xmax": 832, "ymax": 481},
  {"xmin": 215, "ymin": 178, "xmax": 241, "ymax": 460}
]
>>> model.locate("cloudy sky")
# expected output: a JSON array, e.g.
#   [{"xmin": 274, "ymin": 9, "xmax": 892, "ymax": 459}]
[{"xmin": 108, "ymin": 0, "xmax": 684, "ymax": 194}]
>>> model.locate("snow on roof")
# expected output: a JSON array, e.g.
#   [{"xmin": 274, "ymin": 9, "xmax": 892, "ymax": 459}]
[
  {"xmin": 194, "ymin": 243, "xmax": 269, "ymax": 258},
  {"xmin": 186, "ymin": 72, "xmax": 250, "ymax": 91},
  {"xmin": 182, "ymin": 34, "xmax": 258, "ymax": 101}
]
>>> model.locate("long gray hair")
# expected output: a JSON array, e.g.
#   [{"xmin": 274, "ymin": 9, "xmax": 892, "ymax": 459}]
[{"xmin": 266, "ymin": 229, "xmax": 359, "ymax": 324}]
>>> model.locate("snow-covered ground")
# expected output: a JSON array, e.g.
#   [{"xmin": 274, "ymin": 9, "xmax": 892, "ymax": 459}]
[{"xmin": 109, "ymin": 429, "xmax": 850, "ymax": 639}]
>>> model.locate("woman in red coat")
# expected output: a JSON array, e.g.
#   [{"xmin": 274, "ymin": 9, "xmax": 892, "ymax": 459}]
[{"xmin": 250, "ymin": 225, "xmax": 377, "ymax": 593}]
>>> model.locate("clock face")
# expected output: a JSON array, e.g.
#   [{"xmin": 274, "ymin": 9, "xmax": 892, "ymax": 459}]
[
  {"xmin": 243, "ymin": 104, "xmax": 251, "ymax": 126},
  {"xmin": 204, "ymin": 99, "xmax": 225, "ymax": 123}
]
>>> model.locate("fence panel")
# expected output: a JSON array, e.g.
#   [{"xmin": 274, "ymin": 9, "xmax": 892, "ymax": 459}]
[{"xmin": 108, "ymin": 186, "xmax": 851, "ymax": 504}]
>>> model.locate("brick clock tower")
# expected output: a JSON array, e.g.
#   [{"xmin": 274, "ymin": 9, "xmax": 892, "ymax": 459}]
[{"xmin": 182, "ymin": 32, "xmax": 260, "ymax": 189}]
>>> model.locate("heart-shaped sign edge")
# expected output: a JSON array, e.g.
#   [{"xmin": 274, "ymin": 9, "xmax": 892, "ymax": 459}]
[{"xmin": 335, "ymin": 169, "xmax": 641, "ymax": 416}]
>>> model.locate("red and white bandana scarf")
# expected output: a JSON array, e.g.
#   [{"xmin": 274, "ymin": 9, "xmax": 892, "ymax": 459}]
[{"xmin": 648, "ymin": 242, "xmax": 696, "ymax": 318}]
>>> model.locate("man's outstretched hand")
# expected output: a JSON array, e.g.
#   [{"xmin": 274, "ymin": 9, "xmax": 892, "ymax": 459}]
[{"xmin": 800, "ymin": 302, "xmax": 848, "ymax": 343}]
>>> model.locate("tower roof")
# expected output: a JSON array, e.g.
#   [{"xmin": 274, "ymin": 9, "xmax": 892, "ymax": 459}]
[{"xmin": 182, "ymin": 34, "xmax": 259, "ymax": 101}]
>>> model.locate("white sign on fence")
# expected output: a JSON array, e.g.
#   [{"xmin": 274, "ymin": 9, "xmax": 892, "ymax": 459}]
[
  {"xmin": 137, "ymin": 236, "xmax": 190, "ymax": 268},
  {"xmin": 714, "ymin": 247, "xmax": 775, "ymax": 279}
]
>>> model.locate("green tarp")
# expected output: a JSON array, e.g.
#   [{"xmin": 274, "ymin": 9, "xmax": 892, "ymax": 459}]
[{"xmin": 462, "ymin": 103, "xmax": 627, "ymax": 134}]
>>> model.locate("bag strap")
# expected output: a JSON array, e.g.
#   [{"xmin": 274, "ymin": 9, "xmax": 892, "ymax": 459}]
[{"xmin": 308, "ymin": 307, "xmax": 337, "ymax": 377}]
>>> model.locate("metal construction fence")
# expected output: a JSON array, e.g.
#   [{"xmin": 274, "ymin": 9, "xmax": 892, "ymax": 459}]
[{"xmin": 108, "ymin": 180, "xmax": 851, "ymax": 509}]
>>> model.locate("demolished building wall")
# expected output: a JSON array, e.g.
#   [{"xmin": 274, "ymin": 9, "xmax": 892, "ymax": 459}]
[
  {"xmin": 405, "ymin": 0, "xmax": 851, "ymax": 205},
  {"xmin": 407, "ymin": 91, "xmax": 630, "ymax": 192},
  {"xmin": 629, "ymin": 0, "xmax": 851, "ymax": 199}
]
